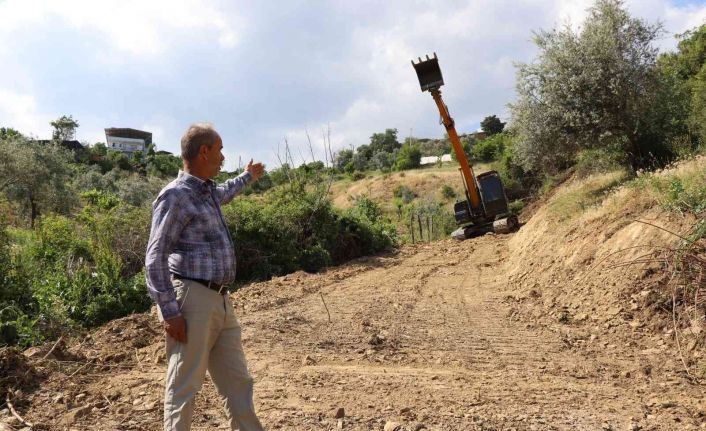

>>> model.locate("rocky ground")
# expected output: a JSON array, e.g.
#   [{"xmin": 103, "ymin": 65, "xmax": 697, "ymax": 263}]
[{"xmin": 2, "ymin": 233, "xmax": 705, "ymax": 430}]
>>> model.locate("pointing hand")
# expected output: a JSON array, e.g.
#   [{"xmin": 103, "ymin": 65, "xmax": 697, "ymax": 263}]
[{"xmin": 246, "ymin": 159, "xmax": 265, "ymax": 181}]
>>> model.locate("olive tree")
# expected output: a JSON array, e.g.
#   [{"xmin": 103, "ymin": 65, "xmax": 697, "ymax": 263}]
[
  {"xmin": 0, "ymin": 138, "xmax": 75, "ymax": 226},
  {"xmin": 510, "ymin": 0, "xmax": 664, "ymax": 172},
  {"xmin": 50, "ymin": 115, "xmax": 79, "ymax": 141}
]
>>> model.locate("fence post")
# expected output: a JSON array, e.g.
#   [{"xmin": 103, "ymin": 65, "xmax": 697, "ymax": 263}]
[
  {"xmin": 410, "ymin": 214, "xmax": 415, "ymax": 244},
  {"xmin": 429, "ymin": 214, "xmax": 434, "ymax": 241},
  {"xmin": 417, "ymin": 214, "xmax": 423, "ymax": 241}
]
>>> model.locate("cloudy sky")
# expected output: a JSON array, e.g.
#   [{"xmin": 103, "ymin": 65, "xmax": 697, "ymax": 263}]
[{"xmin": 1, "ymin": 0, "xmax": 705, "ymax": 170}]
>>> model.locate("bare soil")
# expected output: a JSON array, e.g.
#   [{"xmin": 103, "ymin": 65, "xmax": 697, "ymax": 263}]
[{"xmin": 3, "ymin": 235, "xmax": 704, "ymax": 430}]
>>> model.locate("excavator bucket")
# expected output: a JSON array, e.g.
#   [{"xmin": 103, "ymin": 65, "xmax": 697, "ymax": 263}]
[{"xmin": 412, "ymin": 53, "xmax": 444, "ymax": 92}]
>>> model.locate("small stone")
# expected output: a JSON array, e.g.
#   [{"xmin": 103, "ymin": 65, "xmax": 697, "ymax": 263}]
[
  {"xmin": 334, "ymin": 407, "xmax": 345, "ymax": 419},
  {"xmin": 302, "ymin": 355, "xmax": 316, "ymax": 366},
  {"xmin": 369, "ymin": 334, "xmax": 384, "ymax": 346},
  {"xmin": 60, "ymin": 405, "xmax": 92, "ymax": 426},
  {"xmin": 384, "ymin": 421, "xmax": 403, "ymax": 431},
  {"xmin": 337, "ymin": 418, "xmax": 344, "ymax": 429}
]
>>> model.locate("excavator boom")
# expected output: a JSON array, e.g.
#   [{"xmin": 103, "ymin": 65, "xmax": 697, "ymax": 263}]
[
  {"xmin": 429, "ymin": 89, "xmax": 481, "ymax": 212},
  {"xmin": 412, "ymin": 53, "xmax": 481, "ymax": 213}
]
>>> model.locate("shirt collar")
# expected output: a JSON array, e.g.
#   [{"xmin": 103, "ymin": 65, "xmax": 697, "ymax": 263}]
[{"xmin": 178, "ymin": 170, "xmax": 215, "ymax": 192}]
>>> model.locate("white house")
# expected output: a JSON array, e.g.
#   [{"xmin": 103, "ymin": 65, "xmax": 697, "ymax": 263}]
[
  {"xmin": 104, "ymin": 128, "xmax": 152, "ymax": 159},
  {"xmin": 420, "ymin": 154, "xmax": 452, "ymax": 165}
]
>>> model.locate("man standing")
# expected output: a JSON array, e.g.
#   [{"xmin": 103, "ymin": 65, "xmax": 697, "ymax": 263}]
[{"xmin": 145, "ymin": 123, "xmax": 265, "ymax": 431}]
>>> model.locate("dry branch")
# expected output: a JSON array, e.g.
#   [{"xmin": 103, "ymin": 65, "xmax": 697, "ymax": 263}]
[
  {"xmin": 6, "ymin": 391, "xmax": 33, "ymax": 428},
  {"xmin": 319, "ymin": 292, "xmax": 332, "ymax": 324}
]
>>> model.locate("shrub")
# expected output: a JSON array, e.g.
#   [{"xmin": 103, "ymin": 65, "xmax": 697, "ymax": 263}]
[
  {"xmin": 404, "ymin": 199, "xmax": 457, "ymax": 241},
  {"xmin": 0, "ymin": 203, "xmax": 153, "ymax": 347},
  {"xmin": 491, "ymin": 137, "xmax": 537, "ymax": 200},
  {"xmin": 80, "ymin": 190, "xmax": 121, "ymax": 210},
  {"xmin": 395, "ymin": 144, "xmax": 422, "ymax": 170},
  {"xmin": 471, "ymin": 133, "xmax": 508, "ymax": 162},
  {"xmin": 508, "ymin": 200, "xmax": 525, "ymax": 215},
  {"xmin": 223, "ymin": 183, "xmax": 396, "ymax": 280},
  {"xmin": 574, "ymin": 146, "xmax": 626, "ymax": 177},
  {"xmin": 441, "ymin": 184, "xmax": 456, "ymax": 199},
  {"xmin": 351, "ymin": 172, "xmax": 366, "ymax": 181},
  {"xmin": 393, "ymin": 185, "xmax": 415, "ymax": 204}
]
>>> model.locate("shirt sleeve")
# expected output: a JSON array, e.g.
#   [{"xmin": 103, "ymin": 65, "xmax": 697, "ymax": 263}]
[
  {"xmin": 145, "ymin": 190, "xmax": 188, "ymax": 320},
  {"xmin": 215, "ymin": 171, "xmax": 252, "ymax": 205}
]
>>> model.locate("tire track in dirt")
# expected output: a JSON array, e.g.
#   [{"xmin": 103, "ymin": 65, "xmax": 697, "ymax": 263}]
[
  {"xmin": 15, "ymin": 236, "xmax": 705, "ymax": 430},
  {"xmin": 239, "ymin": 236, "xmax": 704, "ymax": 430}
]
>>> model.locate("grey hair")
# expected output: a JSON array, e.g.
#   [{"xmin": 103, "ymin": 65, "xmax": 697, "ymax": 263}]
[{"xmin": 180, "ymin": 123, "xmax": 220, "ymax": 161}]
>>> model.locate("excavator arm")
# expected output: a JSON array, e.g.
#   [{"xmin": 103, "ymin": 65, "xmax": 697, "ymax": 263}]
[
  {"xmin": 411, "ymin": 53, "xmax": 481, "ymax": 214},
  {"xmin": 429, "ymin": 88, "xmax": 482, "ymax": 213}
]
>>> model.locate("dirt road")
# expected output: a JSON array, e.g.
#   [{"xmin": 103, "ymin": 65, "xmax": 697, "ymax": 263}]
[{"xmin": 11, "ymin": 236, "xmax": 706, "ymax": 430}]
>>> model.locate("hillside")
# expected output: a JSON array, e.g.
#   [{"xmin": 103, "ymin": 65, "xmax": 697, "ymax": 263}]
[
  {"xmin": 328, "ymin": 163, "xmax": 492, "ymax": 210},
  {"xmin": 1, "ymin": 158, "xmax": 705, "ymax": 430}
]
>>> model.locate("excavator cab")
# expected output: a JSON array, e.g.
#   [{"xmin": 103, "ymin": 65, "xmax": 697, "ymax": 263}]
[{"xmin": 412, "ymin": 53, "xmax": 518, "ymax": 239}]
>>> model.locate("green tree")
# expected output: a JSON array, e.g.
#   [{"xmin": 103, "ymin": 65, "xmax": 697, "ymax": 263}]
[
  {"xmin": 369, "ymin": 150, "xmax": 396, "ymax": 172},
  {"xmin": 0, "ymin": 138, "xmax": 75, "ymax": 226},
  {"xmin": 334, "ymin": 148, "xmax": 354, "ymax": 171},
  {"xmin": 510, "ymin": 0, "xmax": 664, "ymax": 172},
  {"xmin": 91, "ymin": 143, "xmax": 107, "ymax": 157},
  {"xmin": 50, "ymin": 115, "xmax": 80, "ymax": 141},
  {"xmin": 108, "ymin": 151, "xmax": 132, "ymax": 171},
  {"xmin": 147, "ymin": 153, "xmax": 181, "ymax": 177},
  {"xmin": 480, "ymin": 115, "xmax": 505, "ymax": 136},
  {"xmin": 369, "ymin": 129, "xmax": 401, "ymax": 154},
  {"xmin": 132, "ymin": 150, "xmax": 144, "ymax": 165},
  {"xmin": 472, "ymin": 133, "xmax": 509, "ymax": 162},
  {"xmin": 394, "ymin": 143, "xmax": 421, "ymax": 170},
  {"xmin": 659, "ymin": 25, "xmax": 706, "ymax": 148},
  {"xmin": 0, "ymin": 127, "xmax": 23, "ymax": 141}
]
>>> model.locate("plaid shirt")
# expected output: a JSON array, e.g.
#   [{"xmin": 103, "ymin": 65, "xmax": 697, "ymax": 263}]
[{"xmin": 145, "ymin": 170, "xmax": 252, "ymax": 320}]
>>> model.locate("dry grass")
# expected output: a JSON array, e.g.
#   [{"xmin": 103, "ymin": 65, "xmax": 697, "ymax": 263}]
[
  {"xmin": 329, "ymin": 163, "xmax": 493, "ymax": 210},
  {"xmin": 546, "ymin": 170, "xmax": 630, "ymax": 220}
]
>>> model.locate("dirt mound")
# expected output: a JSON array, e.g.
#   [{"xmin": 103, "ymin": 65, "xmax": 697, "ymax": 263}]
[
  {"xmin": 77, "ymin": 313, "xmax": 162, "ymax": 363},
  {"xmin": 506, "ymin": 160, "xmax": 706, "ymax": 378},
  {"xmin": 0, "ymin": 347, "xmax": 44, "ymax": 396}
]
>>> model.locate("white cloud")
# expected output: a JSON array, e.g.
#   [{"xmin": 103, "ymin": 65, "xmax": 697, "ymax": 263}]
[
  {"xmin": 0, "ymin": 0, "xmax": 242, "ymax": 57},
  {"xmin": 0, "ymin": 89, "xmax": 52, "ymax": 138},
  {"xmin": 1, "ymin": 0, "xmax": 706, "ymax": 170}
]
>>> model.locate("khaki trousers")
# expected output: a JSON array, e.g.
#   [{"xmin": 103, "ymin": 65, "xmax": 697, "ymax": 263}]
[{"xmin": 159, "ymin": 278, "xmax": 264, "ymax": 431}]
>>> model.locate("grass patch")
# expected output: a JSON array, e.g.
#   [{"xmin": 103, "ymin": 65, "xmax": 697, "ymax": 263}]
[
  {"xmin": 547, "ymin": 170, "xmax": 630, "ymax": 220},
  {"xmin": 628, "ymin": 161, "xmax": 706, "ymax": 216}
]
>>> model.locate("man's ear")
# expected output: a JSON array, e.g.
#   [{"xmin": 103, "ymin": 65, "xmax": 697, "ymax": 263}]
[{"xmin": 199, "ymin": 144, "xmax": 209, "ymax": 160}]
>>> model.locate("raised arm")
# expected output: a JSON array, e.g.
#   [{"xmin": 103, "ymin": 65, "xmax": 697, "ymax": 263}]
[{"xmin": 215, "ymin": 159, "xmax": 264, "ymax": 205}]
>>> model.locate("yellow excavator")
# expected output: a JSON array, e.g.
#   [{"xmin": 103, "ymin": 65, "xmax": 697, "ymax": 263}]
[{"xmin": 412, "ymin": 53, "xmax": 518, "ymax": 239}]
